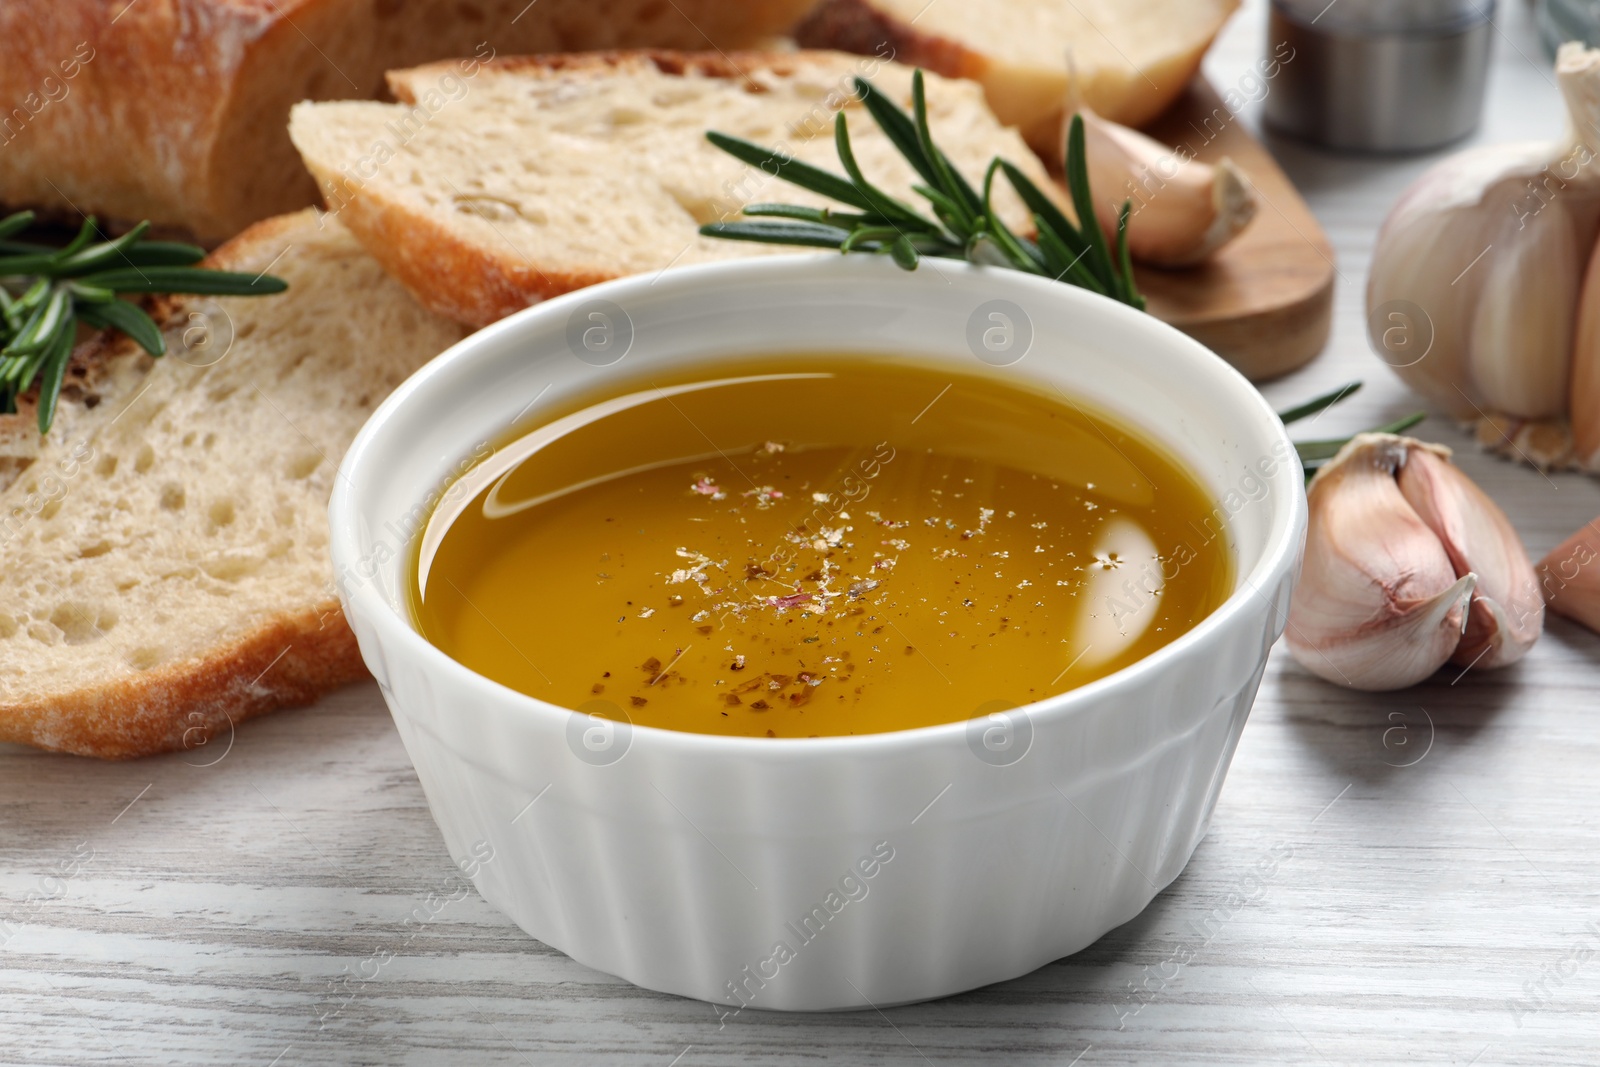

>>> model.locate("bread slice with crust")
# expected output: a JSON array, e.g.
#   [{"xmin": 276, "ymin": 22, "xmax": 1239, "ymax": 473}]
[
  {"xmin": 0, "ymin": 210, "xmax": 468, "ymax": 758},
  {"xmin": 795, "ymin": 0, "xmax": 1239, "ymax": 161},
  {"xmin": 0, "ymin": 0, "xmax": 820, "ymax": 244},
  {"xmin": 288, "ymin": 50, "xmax": 1061, "ymax": 327}
]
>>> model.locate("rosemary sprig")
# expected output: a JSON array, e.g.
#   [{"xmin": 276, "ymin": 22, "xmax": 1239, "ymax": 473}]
[
  {"xmin": 699, "ymin": 70, "xmax": 1145, "ymax": 310},
  {"xmin": 1276, "ymin": 381, "xmax": 1428, "ymax": 478},
  {"xmin": 0, "ymin": 211, "xmax": 288, "ymax": 433}
]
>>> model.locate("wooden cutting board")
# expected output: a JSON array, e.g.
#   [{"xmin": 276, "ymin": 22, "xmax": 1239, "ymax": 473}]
[{"xmin": 1134, "ymin": 78, "xmax": 1336, "ymax": 382}]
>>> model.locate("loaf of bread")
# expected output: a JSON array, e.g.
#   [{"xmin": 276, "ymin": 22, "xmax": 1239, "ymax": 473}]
[
  {"xmin": 288, "ymin": 50, "xmax": 1059, "ymax": 327},
  {"xmin": 0, "ymin": 210, "xmax": 468, "ymax": 758},
  {"xmin": 795, "ymin": 0, "xmax": 1239, "ymax": 161},
  {"xmin": 0, "ymin": 0, "xmax": 820, "ymax": 244}
]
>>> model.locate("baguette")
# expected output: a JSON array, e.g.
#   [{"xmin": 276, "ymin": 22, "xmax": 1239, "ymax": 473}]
[
  {"xmin": 288, "ymin": 50, "xmax": 1059, "ymax": 327},
  {"xmin": 0, "ymin": 0, "xmax": 820, "ymax": 244},
  {"xmin": 795, "ymin": 0, "xmax": 1239, "ymax": 161},
  {"xmin": 0, "ymin": 210, "xmax": 468, "ymax": 758}
]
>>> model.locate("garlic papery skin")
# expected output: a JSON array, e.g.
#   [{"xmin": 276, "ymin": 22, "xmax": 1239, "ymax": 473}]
[
  {"xmin": 1286, "ymin": 435, "xmax": 1476, "ymax": 691},
  {"xmin": 1395, "ymin": 445, "xmax": 1544, "ymax": 669},
  {"xmin": 1076, "ymin": 107, "xmax": 1257, "ymax": 268},
  {"xmin": 1537, "ymin": 521, "xmax": 1600, "ymax": 634},
  {"xmin": 1570, "ymin": 235, "xmax": 1600, "ymax": 467},
  {"xmin": 1367, "ymin": 43, "xmax": 1600, "ymax": 428}
]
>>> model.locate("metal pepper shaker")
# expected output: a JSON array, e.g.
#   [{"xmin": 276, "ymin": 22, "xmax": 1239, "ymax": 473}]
[{"xmin": 1264, "ymin": 0, "xmax": 1497, "ymax": 152}]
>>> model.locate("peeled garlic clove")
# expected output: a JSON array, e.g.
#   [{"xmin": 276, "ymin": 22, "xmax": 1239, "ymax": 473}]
[
  {"xmin": 1570, "ymin": 234, "xmax": 1600, "ymax": 468},
  {"xmin": 1076, "ymin": 107, "xmax": 1257, "ymax": 268},
  {"xmin": 1396, "ymin": 445, "xmax": 1544, "ymax": 668},
  {"xmin": 1537, "ymin": 521, "xmax": 1600, "ymax": 633},
  {"xmin": 1286, "ymin": 435, "xmax": 1474, "ymax": 690}
]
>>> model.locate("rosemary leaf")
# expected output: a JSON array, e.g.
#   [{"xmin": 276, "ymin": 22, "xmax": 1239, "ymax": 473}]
[
  {"xmin": 54, "ymin": 221, "xmax": 152, "ymax": 275},
  {"xmin": 698, "ymin": 221, "xmax": 850, "ymax": 248},
  {"xmin": 890, "ymin": 234, "xmax": 920, "ymax": 270},
  {"xmin": 1277, "ymin": 382, "xmax": 1362, "ymax": 425},
  {"xmin": 18, "ymin": 313, "xmax": 70, "ymax": 393},
  {"xmin": 0, "ymin": 239, "xmax": 56, "ymax": 256},
  {"xmin": 1114, "ymin": 203, "xmax": 1143, "ymax": 311},
  {"xmin": 841, "ymin": 226, "xmax": 903, "ymax": 253},
  {"xmin": 65, "ymin": 281, "xmax": 117, "ymax": 305},
  {"xmin": 33, "ymin": 321, "xmax": 75, "ymax": 434},
  {"xmin": 912, "ymin": 72, "xmax": 985, "ymax": 220},
  {"xmin": 79, "ymin": 300, "xmax": 166, "ymax": 356},
  {"xmin": 14, "ymin": 278, "xmax": 49, "ymax": 310},
  {"xmin": 1033, "ymin": 219, "xmax": 1107, "ymax": 294},
  {"xmin": 4, "ymin": 287, "xmax": 70, "ymax": 356},
  {"xmin": 73, "ymin": 267, "xmax": 288, "ymax": 295},
  {"xmin": 0, "ymin": 211, "xmax": 34, "ymax": 242},
  {"xmin": 1375, "ymin": 412, "xmax": 1428, "ymax": 436},
  {"xmin": 0, "ymin": 252, "xmax": 70, "ymax": 277},
  {"xmin": 999, "ymin": 161, "xmax": 1093, "ymax": 264},
  {"xmin": 912, "ymin": 185, "xmax": 969, "ymax": 231},
  {"xmin": 703, "ymin": 132, "xmax": 872, "ymax": 212},
  {"xmin": 8, "ymin": 347, "xmax": 46, "ymax": 392},
  {"xmin": 965, "ymin": 233, "xmax": 1017, "ymax": 269},
  {"xmin": 850, "ymin": 74, "xmax": 943, "ymax": 192},
  {"xmin": 979, "ymin": 160, "xmax": 1045, "ymax": 274},
  {"xmin": 831, "ymin": 112, "xmax": 935, "ymax": 229},
  {"xmin": 1294, "ymin": 413, "xmax": 1428, "ymax": 469},
  {"xmin": 740, "ymin": 203, "xmax": 873, "ymax": 226},
  {"xmin": 57, "ymin": 216, "xmax": 99, "ymax": 259},
  {"xmin": 1063, "ymin": 115, "xmax": 1120, "ymax": 297},
  {"xmin": 1293, "ymin": 438, "xmax": 1350, "ymax": 465},
  {"xmin": 115, "ymin": 241, "xmax": 208, "ymax": 267}
]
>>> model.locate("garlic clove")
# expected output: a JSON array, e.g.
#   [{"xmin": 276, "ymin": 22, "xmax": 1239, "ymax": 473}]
[
  {"xmin": 1571, "ymin": 43, "xmax": 1600, "ymax": 466},
  {"xmin": 1570, "ymin": 232, "xmax": 1600, "ymax": 468},
  {"xmin": 1286, "ymin": 435, "xmax": 1474, "ymax": 690},
  {"xmin": 1467, "ymin": 201, "xmax": 1584, "ymax": 421},
  {"xmin": 1076, "ymin": 107, "xmax": 1257, "ymax": 268},
  {"xmin": 1367, "ymin": 170, "xmax": 1505, "ymax": 419},
  {"xmin": 1395, "ymin": 445, "xmax": 1544, "ymax": 668},
  {"xmin": 1536, "ymin": 521, "xmax": 1600, "ymax": 634}
]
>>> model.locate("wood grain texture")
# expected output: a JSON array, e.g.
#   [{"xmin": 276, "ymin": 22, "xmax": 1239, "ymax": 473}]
[
  {"xmin": 1136, "ymin": 80, "xmax": 1337, "ymax": 382},
  {"xmin": 5, "ymin": 3, "xmax": 1600, "ymax": 1063}
]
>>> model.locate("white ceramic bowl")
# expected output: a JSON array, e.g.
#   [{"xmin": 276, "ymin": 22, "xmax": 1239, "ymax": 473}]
[{"xmin": 330, "ymin": 255, "xmax": 1306, "ymax": 1012}]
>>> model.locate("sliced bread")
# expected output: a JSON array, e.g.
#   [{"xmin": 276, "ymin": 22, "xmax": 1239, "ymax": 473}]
[
  {"xmin": 0, "ymin": 0, "xmax": 820, "ymax": 243},
  {"xmin": 288, "ymin": 50, "xmax": 1060, "ymax": 327},
  {"xmin": 0, "ymin": 210, "xmax": 468, "ymax": 758},
  {"xmin": 795, "ymin": 0, "xmax": 1239, "ymax": 160}
]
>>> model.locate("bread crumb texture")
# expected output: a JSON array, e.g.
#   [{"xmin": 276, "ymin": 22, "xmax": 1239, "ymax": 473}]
[
  {"xmin": 0, "ymin": 211, "xmax": 467, "ymax": 757},
  {"xmin": 289, "ymin": 51, "xmax": 1059, "ymax": 325},
  {"xmin": 795, "ymin": 0, "xmax": 1239, "ymax": 158}
]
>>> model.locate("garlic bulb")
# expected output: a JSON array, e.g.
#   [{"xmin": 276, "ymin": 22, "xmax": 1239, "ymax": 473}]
[
  {"xmin": 1287, "ymin": 434, "xmax": 1543, "ymax": 690},
  {"xmin": 1367, "ymin": 44, "xmax": 1600, "ymax": 466},
  {"xmin": 1075, "ymin": 107, "xmax": 1257, "ymax": 268},
  {"xmin": 1537, "ymin": 521, "xmax": 1600, "ymax": 634}
]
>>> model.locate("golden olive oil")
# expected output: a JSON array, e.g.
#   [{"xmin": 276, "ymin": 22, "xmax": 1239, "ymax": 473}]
[{"xmin": 411, "ymin": 355, "xmax": 1231, "ymax": 738}]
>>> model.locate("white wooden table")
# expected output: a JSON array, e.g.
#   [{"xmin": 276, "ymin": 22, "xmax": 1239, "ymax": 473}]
[{"xmin": 6, "ymin": 3, "xmax": 1600, "ymax": 1063}]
